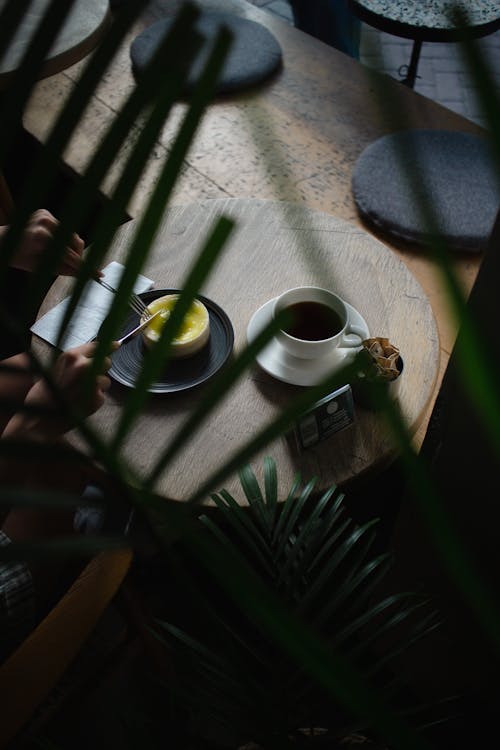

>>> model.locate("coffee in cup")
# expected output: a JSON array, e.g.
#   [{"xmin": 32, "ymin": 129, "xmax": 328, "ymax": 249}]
[{"xmin": 274, "ymin": 286, "xmax": 365, "ymax": 359}]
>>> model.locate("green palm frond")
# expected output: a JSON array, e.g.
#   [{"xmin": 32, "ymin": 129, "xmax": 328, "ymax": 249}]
[
  {"xmin": 111, "ymin": 214, "xmax": 235, "ymax": 444},
  {"xmin": 0, "ymin": 0, "xmax": 77, "ymax": 157},
  {"xmin": 144, "ymin": 310, "xmax": 287, "ymax": 490},
  {"xmin": 1, "ymin": 2, "xmax": 500, "ymax": 747},
  {"xmin": 154, "ymin": 458, "xmax": 438, "ymax": 748}
]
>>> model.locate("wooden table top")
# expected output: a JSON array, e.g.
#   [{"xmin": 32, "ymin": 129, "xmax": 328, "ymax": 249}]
[
  {"xmin": 39, "ymin": 199, "xmax": 439, "ymax": 502},
  {"xmin": 24, "ymin": 0, "xmax": 487, "ymax": 463},
  {"xmin": 0, "ymin": 0, "xmax": 111, "ymax": 90}
]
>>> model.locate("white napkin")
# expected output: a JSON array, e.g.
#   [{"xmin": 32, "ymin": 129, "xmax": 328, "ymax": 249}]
[{"xmin": 30, "ymin": 261, "xmax": 154, "ymax": 351}]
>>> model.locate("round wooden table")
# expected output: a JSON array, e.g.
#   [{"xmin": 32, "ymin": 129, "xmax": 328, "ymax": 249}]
[
  {"xmin": 38, "ymin": 199, "xmax": 440, "ymax": 503},
  {"xmin": 0, "ymin": 0, "xmax": 111, "ymax": 221},
  {"xmin": 0, "ymin": 0, "xmax": 111, "ymax": 90}
]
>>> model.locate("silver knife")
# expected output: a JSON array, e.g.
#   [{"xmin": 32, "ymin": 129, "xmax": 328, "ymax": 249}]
[{"xmin": 116, "ymin": 310, "xmax": 162, "ymax": 346}]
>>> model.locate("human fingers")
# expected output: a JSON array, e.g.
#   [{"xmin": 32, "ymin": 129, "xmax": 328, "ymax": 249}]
[
  {"xmin": 69, "ymin": 342, "xmax": 113, "ymax": 374},
  {"xmin": 57, "ymin": 250, "xmax": 103, "ymax": 281},
  {"xmin": 31, "ymin": 212, "xmax": 83, "ymax": 252},
  {"xmin": 60, "ymin": 350, "xmax": 109, "ymax": 390},
  {"xmin": 65, "ymin": 342, "xmax": 96, "ymax": 360},
  {"xmin": 29, "ymin": 214, "xmax": 83, "ymax": 275},
  {"xmin": 10, "ymin": 210, "xmax": 60, "ymax": 272},
  {"xmin": 27, "ymin": 223, "xmax": 54, "ymax": 250},
  {"xmin": 78, "ymin": 341, "xmax": 112, "ymax": 366},
  {"xmin": 97, "ymin": 373, "xmax": 111, "ymax": 392},
  {"xmin": 102, "ymin": 353, "xmax": 113, "ymax": 372},
  {"xmin": 28, "ymin": 210, "xmax": 59, "ymax": 246},
  {"xmin": 30, "ymin": 208, "xmax": 58, "ymax": 231},
  {"xmin": 57, "ymin": 247, "xmax": 82, "ymax": 276},
  {"xmin": 68, "ymin": 229, "xmax": 105, "ymax": 279},
  {"xmin": 86, "ymin": 373, "xmax": 110, "ymax": 412},
  {"xmin": 69, "ymin": 231, "xmax": 84, "ymax": 253},
  {"xmin": 59, "ymin": 244, "xmax": 93, "ymax": 276}
]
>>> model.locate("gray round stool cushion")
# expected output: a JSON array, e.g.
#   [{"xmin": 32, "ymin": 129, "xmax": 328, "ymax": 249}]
[
  {"xmin": 352, "ymin": 130, "xmax": 500, "ymax": 252},
  {"xmin": 130, "ymin": 11, "xmax": 282, "ymax": 96}
]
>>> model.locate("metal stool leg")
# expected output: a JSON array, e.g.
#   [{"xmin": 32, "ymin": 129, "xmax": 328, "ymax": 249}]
[{"xmin": 399, "ymin": 38, "xmax": 422, "ymax": 88}]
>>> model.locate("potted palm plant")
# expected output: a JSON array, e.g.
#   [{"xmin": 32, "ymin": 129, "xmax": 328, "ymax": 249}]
[
  {"xmin": 141, "ymin": 457, "xmax": 440, "ymax": 750},
  {"xmin": 0, "ymin": 2, "xmax": 499, "ymax": 749}
]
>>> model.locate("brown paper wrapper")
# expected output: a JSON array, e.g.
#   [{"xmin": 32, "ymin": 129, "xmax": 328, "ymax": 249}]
[{"xmin": 360, "ymin": 337, "xmax": 402, "ymax": 381}]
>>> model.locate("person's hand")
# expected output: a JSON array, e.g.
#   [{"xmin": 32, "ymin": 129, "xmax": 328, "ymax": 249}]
[
  {"xmin": 3, "ymin": 342, "xmax": 113, "ymax": 441},
  {"xmin": 1, "ymin": 209, "xmax": 98, "ymax": 277}
]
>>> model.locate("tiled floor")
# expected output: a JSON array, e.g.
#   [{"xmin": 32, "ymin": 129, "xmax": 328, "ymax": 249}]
[{"xmin": 249, "ymin": 0, "xmax": 500, "ymax": 129}]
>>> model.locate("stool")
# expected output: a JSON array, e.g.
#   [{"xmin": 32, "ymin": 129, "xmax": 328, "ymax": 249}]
[
  {"xmin": 352, "ymin": 129, "xmax": 500, "ymax": 253},
  {"xmin": 130, "ymin": 10, "xmax": 282, "ymax": 97}
]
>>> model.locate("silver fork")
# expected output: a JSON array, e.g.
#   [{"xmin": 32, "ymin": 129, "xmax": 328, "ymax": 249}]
[{"xmin": 96, "ymin": 278, "xmax": 151, "ymax": 319}]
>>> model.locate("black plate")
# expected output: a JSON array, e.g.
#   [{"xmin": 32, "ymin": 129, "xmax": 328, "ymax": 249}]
[{"xmin": 108, "ymin": 290, "xmax": 234, "ymax": 393}]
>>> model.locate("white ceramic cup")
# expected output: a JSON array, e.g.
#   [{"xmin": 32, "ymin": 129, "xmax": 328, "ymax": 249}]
[{"xmin": 273, "ymin": 286, "xmax": 365, "ymax": 360}]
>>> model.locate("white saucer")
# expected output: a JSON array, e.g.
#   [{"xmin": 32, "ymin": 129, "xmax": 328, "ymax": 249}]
[{"xmin": 247, "ymin": 298, "xmax": 370, "ymax": 387}]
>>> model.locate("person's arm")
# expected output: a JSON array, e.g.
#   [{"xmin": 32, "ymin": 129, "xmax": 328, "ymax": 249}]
[
  {"xmin": 0, "ymin": 342, "xmax": 113, "ymax": 526},
  {"xmin": 3, "ymin": 342, "xmax": 112, "ymax": 443},
  {"xmin": 0, "ymin": 209, "xmax": 100, "ymax": 277},
  {"xmin": 0, "ymin": 353, "xmax": 35, "ymax": 435}
]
